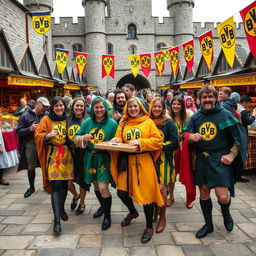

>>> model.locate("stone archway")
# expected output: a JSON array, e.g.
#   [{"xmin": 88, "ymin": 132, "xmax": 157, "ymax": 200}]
[{"xmin": 116, "ymin": 74, "xmax": 150, "ymax": 90}]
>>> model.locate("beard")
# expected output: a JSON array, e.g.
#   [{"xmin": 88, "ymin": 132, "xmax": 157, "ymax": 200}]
[
  {"xmin": 117, "ymin": 102, "xmax": 126, "ymax": 108},
  {"xmin": 202, "ymin": 101, "xmax": 215, "ymax": 110}
]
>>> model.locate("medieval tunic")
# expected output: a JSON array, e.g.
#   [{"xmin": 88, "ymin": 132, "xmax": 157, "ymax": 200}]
[
  {"xmin": 75, "ymin": 97, "xmax": 118, "ymax": 183},
  {"xmin": 110, "ymin": 98, "xmax": 164, "ymax": 206},
  {"xmin": 153, "ymin": 119, "xmax": 179, "ymax": 184},
  {"xmin": 183, "ymin": 103, "xmax": 247, "ymax": 196},
  {"xmin": 35, "ymin": 115, "xmax": 74, "ymax": 192}
]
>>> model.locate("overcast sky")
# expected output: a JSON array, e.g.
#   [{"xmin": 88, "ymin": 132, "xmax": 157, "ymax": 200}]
[{"xmin": 19, "ymin": 0, "xmax": 253, "ymax": 23}]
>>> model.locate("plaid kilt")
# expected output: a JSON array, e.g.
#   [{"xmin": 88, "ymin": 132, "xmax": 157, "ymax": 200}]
[{"xmin": 245, "ymin": 135, "xmax": 256, "ymax": 170}]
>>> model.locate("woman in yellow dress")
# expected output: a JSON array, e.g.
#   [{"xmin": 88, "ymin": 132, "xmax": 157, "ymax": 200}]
[
  {"xmin": 110, "ymin": 97, "xmax": 164, "ymax": 243},
  {"xmin": 35, "ymin": 96, "xmax": 74, "ymax": 234}
]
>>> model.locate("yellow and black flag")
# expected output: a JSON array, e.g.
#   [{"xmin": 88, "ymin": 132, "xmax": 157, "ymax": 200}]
[
  {"xmin": 32, "ymin": 12, "xmax": 51, "ymax": 34},
  {"xmin": 56, "ymin": 49, "xmax": 69, "ymax": 74}
]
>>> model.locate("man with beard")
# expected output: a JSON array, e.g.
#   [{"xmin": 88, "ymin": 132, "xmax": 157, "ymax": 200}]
[
  {"xmin": 183, "ymin": 85, "xmax": 247, "ymax": 239},
  {"xmin": 110, "ymin": 89, "xmax": 127, "ymax": 123},
  {"xmin": 17, "ymin": 97, "xmax": 50, "ymax": 198}
]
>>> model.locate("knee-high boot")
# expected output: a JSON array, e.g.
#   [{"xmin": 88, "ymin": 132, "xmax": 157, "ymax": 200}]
[
  {"xmin": 60, "ymin": 189, "xmax": 68, "ymax": 221},
  {"xmin": 51, "ymin": 191, "xmax": 62, "ymax": 233},
  {"xmin": 196, "ymin": 199, "xmax": 214, "ymax": 239},
  {"xmin": 102, "ymin": 196, "xmax": 112, "ymax": 230},
  {"xmin": 156, "ymin": 205, "xmax": 166, "ymax": 233},
  {"xmin": 219, "ymin": 199, "xmax": 233, "ymax": 232},
  {"xmin": 93, "ymin": 190, "xmax": 105, "ymax": 218}
]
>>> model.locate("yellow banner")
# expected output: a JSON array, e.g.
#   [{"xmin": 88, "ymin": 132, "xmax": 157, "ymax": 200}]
[
  {"xmin": 129, "ymin": 55, "xmax": 140, "ymax": 78},
  {"xmin": 32, "ymin": 12, "xmax": 51, "ymax": 34},
  {"xmin": 56, "ymin": 50, "xmax": 69, "ymax": 74},
  {"xmin": 64, "ymin": 84, "xmax": 80, "ymax": 90},
  {"xmin": 8, "ymin": 76, "xmax": 54, "ymax": 87},
  {"xmin": 180, "ymin": 82, "xmax": 204, "ymax": 89},
  {"xmin": 217, "ymin": 17, "xmax": 236, "ymax": 68},
  {"xmin": 210, "ymin": 75, "xmax": 256, "ymax": 87}
]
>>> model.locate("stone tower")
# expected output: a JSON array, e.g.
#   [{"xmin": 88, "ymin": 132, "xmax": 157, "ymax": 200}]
[
  {"xmin": 83, "ymin": 0, "xmax": 107, "ymax": 91},
  {"xmin": 23, "ymin": 0, "xmax": 53, "ymax": 60},
  {"xmin": 167, "ymin": 0, "xmax": 195, "ymax": 45}
]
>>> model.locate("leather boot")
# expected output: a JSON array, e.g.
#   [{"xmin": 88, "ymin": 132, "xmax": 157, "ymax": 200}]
[
  {"xmin": 93, "ymin": 190, "xmax": 105, "ymax": 218},
  {"xmin": 51, "ymin": 191, "xmax": 61, "ymax": 234},
  {"xmin": 196, "ymin": 199, "xmax": 214, "ymax": 239},
  {"xmin": 102, "ymin": 196, "xmax": 112, "ymax": 231},
  {"xmin": 219, "ymin": 199, "xmax": 233, "ymax": 232},
  {"xmin": 60, "ymin": 189, "xmax": 68, "ymax": 221},
  {"xmin": 156, "ymin": 205, "xmax": 166, "ymax": 233},
  {"xmin": 24, "ymin": 170, "xmax": 35, "ymax": 198}
]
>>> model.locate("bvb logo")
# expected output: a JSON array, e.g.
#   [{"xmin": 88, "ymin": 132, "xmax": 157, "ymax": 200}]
[
  {"xmin": 53, "ymin": 124, "xmax": 66, "ymax": 142},
  {"xmin": 76, "ymin": 55, "xmax": 87, "ymax": 67},
  {"xmin": 170, "ymin": 50, "xmax": 179, "ymax": 64},
  {"xmin": 163, "ymin": 50, "xmax": 171, "ymax": 61},
  {"xmin": 244, "ymin": 6, "xmax": 256, "ymax": 36},
  {"xmin": 103, "ymin": 57, "xmax": 113, "ymax": 69},
  {"xmin": 33, "ymin": 15, "xmax": 51, "ymax": 34},
  {"xmin": 68, "ymin": 125, "xmax": 80, "ymax": 141},
  {"xmin": 199, "ymin": 122, "xmax": 217, "ymax": 141},
  {"xmin": 200, "ymin": 36, "xmax": 213, "ymax": 56},
  {"xmin": 156, "ymin": 54, "xmax": 164, "ymax": 65},
  {"xmin": 125, "ymin": 128, "xmax": 142, "ymax": 141},
  {"xmin": 141, "ymin": 56, "xmax": 151, "ymax": 68},
  {"xmin": 184, "ymin": 44, "xmax": 194, "ymax": 61},
  {"xmin": 220, "ymin": 25, "xmax": 235, "ymax": 49},
  {"xmin": 90, "ymin": 128, "xmax": 105, "ymax": 144},
  {"xmin": 130, "ymin": 56, "xmax": 140, "ymax": 68},
  {"xmin": 56, "ymin": 52, "xmax": 67, "ymax": 64}
]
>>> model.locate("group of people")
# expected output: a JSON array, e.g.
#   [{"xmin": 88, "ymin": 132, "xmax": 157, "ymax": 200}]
[{"xmin": 3, "ymin": 83, "xmax": 254, "ymax": 243}]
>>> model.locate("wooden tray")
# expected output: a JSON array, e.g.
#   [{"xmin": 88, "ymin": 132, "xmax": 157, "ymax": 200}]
[{"xmin": 94, "ymin": 141, "xmax": 138, "ymax": 152}]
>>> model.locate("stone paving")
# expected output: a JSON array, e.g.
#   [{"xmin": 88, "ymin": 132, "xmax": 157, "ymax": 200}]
[{"xmin": 0, "ymin": 167, "xmax": 256, "ymax": 256}]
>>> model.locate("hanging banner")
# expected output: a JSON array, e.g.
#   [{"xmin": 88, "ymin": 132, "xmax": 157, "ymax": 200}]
[
  {"xmin": 182, "ymin": 40, "xmax": 194, "ymax": 73},
  {"xmin": 140, "ymin": 53, "xmax": 151, "ymax": 78},
  {"xmin": 217, "ymin": 17, "xmax": 236, "ymax": 67},
  {"xmin": 76, "ymin": 52, "xmax": 88, "ymax": 76},
  {"xmin": 198, "ymin": 30, "xmax": 214, "ymax": 71},
  {"xmin": 240, "ymin": 1, "xmax": 256, "ymax": 58},
  {"xmin": 56, "ymin": 49, "xmax": 69, "ymax": 74},
  {"xmin": 169, "ymin": 47, "xmax": 180, "ymax": 76},
  {"xmin": 32, "ymin": 12, "xmax": 51, "ymax": 34},
  {"xmin": 129, "ymin": 55, "xmax": 140, "ymax": 78},
  {"xmin": 102, "ymin": 55, "xmax": 114, "ymax": 78},
  {"xmin": 154, "ymin": 51, "xmax": 165, "ymax": 76},
  {"xmin": 163, "ymin": 49, "xmax": 171, "ymax": 61}
]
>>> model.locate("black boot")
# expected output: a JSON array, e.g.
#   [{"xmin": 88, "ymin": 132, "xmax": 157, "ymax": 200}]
[
  {"xmin": 24, "ymin": 170, "xmax": 35, "ymax": 198},
  {"xmin": 219, "ymin": 199, "xmax": 233, "ymax": 232},
  {"xmin": 102, "ymin": 196, "xmax": 112, "ymax": 231},
  {"xmin": 60, "ymin": 189, "xmax": 68, "ymax": 221},
  {"xmin": 196, "ymin": 199, "xmax": 214, "ymax": 239},
  {"xmin": 51, "ymin": 191, "xmax": 62, "ymax": 234},
  {"xmin": 93, "ymin": 190, "xmax": 105, "ymax": 218}
]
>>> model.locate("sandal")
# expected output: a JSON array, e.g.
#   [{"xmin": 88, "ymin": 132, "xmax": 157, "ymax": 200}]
[
  {"xmin": 186, "ymin": 203, "xmax": 193, "ymax": 209},
  {"xmin": 166, "ymin": 198, "xmax": 174, "ymax": 207},
  {"xmin": 75, "ymin": 204, "xmax": 85, "ymax": 215},
  {"xmin": 70, "ymin": 194, "xmax": 80, "ymax": 210}
]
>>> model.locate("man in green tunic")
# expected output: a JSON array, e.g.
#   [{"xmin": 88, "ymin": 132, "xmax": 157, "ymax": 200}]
[
  {"xmin": 74, "ymin": 96, "xmax": 117, "ymax": 230},
  {"xmin": 183, "ymin": 85, "xmax": 247, "ymax": 239}
]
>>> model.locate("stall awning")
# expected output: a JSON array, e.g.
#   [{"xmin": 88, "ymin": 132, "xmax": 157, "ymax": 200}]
[
  {"xmin": 8, "ymin": 75, "xmax": 54, "ymax": 87},
  {"xmin": 158, "ymin": 85, "xmax": 171, "ymax": 89},
  {"xmin": 210, "ymin": 74, "xmax": 256, "ymax": 87},
  {"xmin": 180, "ymin": 81, "xmax": 205, "ymax": 89},
  {"xmin": 64, "ymin": 84, "xmax": 80, "ymax": 90}
]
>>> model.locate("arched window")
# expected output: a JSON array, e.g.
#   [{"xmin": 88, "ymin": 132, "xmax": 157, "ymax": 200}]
[
  {"xmin": 53, "ymin": 44, "xmax": 64, "ymax": 60},
  {"xmin": 128, "ymin": 24, "xmax": 137, "ymax": 39},
  {"xmin": 129, "ymin": 45, "xmax": 137, "ymax": 55},
  {"xmin": 72, "ymin": 43, "xmax": 83, "ymax": 58},
  {"xmin": 107, "ymin": 43, "xmax": 113, "ymax": 55},
  {"xmin": 156, "ymin": 43, "xmax": 166, "ymax": 51}
]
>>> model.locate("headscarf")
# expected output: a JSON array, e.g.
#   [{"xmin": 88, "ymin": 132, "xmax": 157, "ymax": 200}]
[
  {"xmin": 184, "ymin": 95, "xmax": 197, "ymax": 113},
  {"xmin": 89, "ymin": 96, "xmax": 110, "ymax": 124}
]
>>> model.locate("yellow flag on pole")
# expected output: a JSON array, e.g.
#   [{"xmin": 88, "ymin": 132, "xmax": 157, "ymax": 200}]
[
  {"xmin": 129, "ymin": 55, "xmax": 140, "ymax": 78},
  {"xmin": 56, "ymin": 49, "xmax": 69, "ymax": 74},
  {"xmin": 217, "ymin": 17, "xmax": 236, "ymax": 68}
]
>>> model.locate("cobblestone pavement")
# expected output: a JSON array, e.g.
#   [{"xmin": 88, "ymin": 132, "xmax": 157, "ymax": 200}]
[{"xmin": 0, "ymin": 166, "xmax": 256, "ymax": 256}]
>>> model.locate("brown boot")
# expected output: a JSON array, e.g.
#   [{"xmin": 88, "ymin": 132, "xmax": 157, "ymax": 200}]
[{"xmin": 156, "ymin": 206, "xmax": 166, "ymax": 233}]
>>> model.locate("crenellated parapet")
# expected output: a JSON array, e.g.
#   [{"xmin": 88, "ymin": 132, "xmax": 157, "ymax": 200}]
[{"xmin": 23, "ymin": 0, "xmax": 53, "ymax": 12}]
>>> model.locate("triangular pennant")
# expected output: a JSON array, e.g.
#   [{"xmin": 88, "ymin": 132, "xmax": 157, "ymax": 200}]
[
  {"xmin": 240, "ymin": 1, "xmax": 256, "ymax": 58},
  {"xmin": 182, "ymin": 40, "xmax": 194, "ymax": 73},
  {"xmin": 169, "ymin": 47, "xmax": 180, "ymax": 76},
  {"xmin": 32, "ymin": 12, "xmax": 51, "ymax": 34},
  {"xmin": 76, "ymin": 52, "xmax": 88, "ymax": 77},
  {"xmin": 56, "ymin": 49, "xmax": 69, "ymax": 74},
  {"xmin": 198, "ymin": 30, "xmax": 214, "ymax": 71},
  {"xmin": 217, "ymin": 17, "xmax": 236, "ymax": 68},
  {"xmin": 140, "ymin": 53, "xmax": 151, "ymax": 78},
  {"xmin": 129, "ymin": 55, "xmax": 140, "ymax": 78},
  {"xmin": 163, "ymin": 49, "xmax": 171, "ymax": 61},
  {"xmin": 154, "ymin": 51, "xmax": 165, "ymax": 76},
  {"xmin": 102, "ymin": 55, "xmax": 114, "ymax": 78}
]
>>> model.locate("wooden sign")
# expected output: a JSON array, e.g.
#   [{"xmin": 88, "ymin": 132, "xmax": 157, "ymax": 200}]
[{"xmin": 94, "ymin": 142, "xmax": 137, "ymax": 152}]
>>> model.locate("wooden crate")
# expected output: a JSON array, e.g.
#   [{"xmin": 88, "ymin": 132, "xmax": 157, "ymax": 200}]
[{"xmin": 94, "ymin": 141, "xmax": 137, "ymax": 152}]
